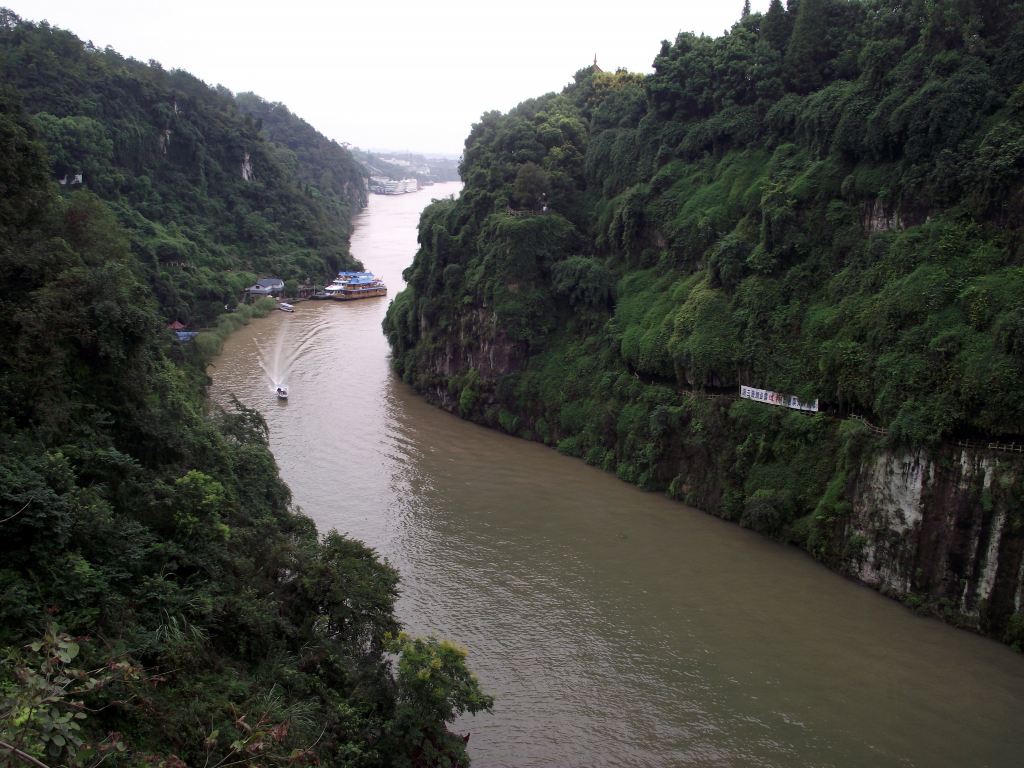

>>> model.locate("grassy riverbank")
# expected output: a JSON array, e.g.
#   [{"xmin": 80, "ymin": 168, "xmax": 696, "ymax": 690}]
[{"xmin": 194, "ymin": 297, "xmax": 279, "ymax": 358}]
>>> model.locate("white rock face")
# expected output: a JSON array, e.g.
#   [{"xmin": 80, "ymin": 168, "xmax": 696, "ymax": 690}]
[
  {"xmin": 241, "ymin": 152, "xmax": 254, "ymax": 182},
  {"xmin": 847, "ymin": 447, "xmax": 1020, "ymax": 623},
  {"xmin": 861, "ymin": 198, "xmax": 903, "ymax": 233},
  {"xmin": 852, "ymin": 452, "xmax": 926, "ymax": 593}
]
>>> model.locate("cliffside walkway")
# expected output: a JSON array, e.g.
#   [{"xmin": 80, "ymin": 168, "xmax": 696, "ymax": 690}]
[{"xmin": 637, "ymin": 371, "xmax": 1024, "ymax": 456}]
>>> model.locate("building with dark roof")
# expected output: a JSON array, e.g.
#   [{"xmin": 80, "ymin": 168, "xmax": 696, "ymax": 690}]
[{"xmin": 246, "ymin": 277, "xmax": 285, "ymax": 296}]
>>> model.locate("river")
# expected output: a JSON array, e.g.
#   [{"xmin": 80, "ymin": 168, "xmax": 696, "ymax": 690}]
[{"xmin": 209, "ymin": 181, "xmax": 1024, "ymax": 768}]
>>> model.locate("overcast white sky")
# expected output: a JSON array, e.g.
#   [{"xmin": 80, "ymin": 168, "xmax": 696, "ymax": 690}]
[{"xmin": 11, "ymin": 0, "xmax": 770, "ymax": 156}]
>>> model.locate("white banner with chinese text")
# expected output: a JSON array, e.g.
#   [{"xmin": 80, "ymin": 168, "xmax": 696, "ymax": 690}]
[{"xmin": 740, "ymin": 385, "xmax": 818, "ymax": 412}]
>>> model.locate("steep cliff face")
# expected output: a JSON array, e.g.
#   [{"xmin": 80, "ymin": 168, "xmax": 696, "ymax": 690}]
[
  {"xmin": 412, "ymin": 306, "xmax": 528, "ymax": 412},
  {"xmin": 392, "ymin": 301, "xmax": 1024, "ymax": 645},
  {"xmin": 433, "ymin": 307, "xmax": 526, "ymax": 381},
  {"xmin": 384, "ymin": 1, "xmax": 1024, "ymax": 647},
  {"xmin": 387, "ymin": 271, "xmax": 1024, "ymax": 645},
  {"xmin": 845, "ymin": 450, "xmax": 1023, "ymax": 635}
]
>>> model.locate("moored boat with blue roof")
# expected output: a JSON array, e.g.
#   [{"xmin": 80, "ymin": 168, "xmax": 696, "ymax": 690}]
[{"xmin": 323, "ymin": 270, "xmax": 388, "ymax": 301}]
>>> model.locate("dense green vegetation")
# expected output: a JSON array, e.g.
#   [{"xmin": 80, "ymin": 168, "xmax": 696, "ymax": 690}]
[
  {"xmin": 1, "ymin": 12, "xmax": 490, "ymax": 767},
  {"xmin": 235, "ymin": 92, "xmax": 369, "ymax": 217},
  {"xmin": 386, "ymin": 0, "xmax": 1024, "ymax": 640},
  {"xmin": 0, "ymin": 9, "xmax": 367, "ymax": 326}
]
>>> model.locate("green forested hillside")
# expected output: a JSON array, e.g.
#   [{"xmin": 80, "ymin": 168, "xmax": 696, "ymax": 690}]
[
  {"xmin": 386, "ymin": 0, "xmax": 1024, "ymax": 639},
  {"xmin": 0, "ymin": 12, "xmax": 489, "ymax": 768},
  {"xmin": 0, "ymin": 9, "xmax": 366, "ymax": 325},
  {"xmin": 235, "ymin": 91, "xmax": 368, "ymax": 215}
]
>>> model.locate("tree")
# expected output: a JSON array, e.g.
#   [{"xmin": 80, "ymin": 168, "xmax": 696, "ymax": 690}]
[
  {"xmin": 384, "ymin": 633, "xmax": 494, "ymax": 768},
  {"xmin": 0, "ymin": 89, "xmax": 51, "ymax": 239},
  {"xmin": 784, "ymin": 0, "xmax": 830, "ymax": 92},
  {"xmin": 511, "ymin": 162, "xmax": 550, "ymax": 210},
  {"xmin": 32, "ymin": 113, "xmax": 117, "ymax": 193},
  {"xmin": 761, "ymin": 0, "xmax": 792, "ymax": 52}
]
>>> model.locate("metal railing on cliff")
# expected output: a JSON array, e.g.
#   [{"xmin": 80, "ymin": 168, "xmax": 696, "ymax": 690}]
[
  {"xmin": 953, "ymin": 438, "xmax": 1024, "ymax": 454},
  {"xmin": 848, "ymin": 414, "xmax": 889, "ymax": 437}
]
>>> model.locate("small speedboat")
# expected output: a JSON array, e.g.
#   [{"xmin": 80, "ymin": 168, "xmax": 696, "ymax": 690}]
[
  {"xmin": 276, "ymin": 386, "xmax": 288, "ymax": 400},
  {"xmin": 279, "ymin": 302, "xmax": 295, "ymax": 312}
]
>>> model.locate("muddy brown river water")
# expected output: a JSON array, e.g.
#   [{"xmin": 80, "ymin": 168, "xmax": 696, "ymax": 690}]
[{"xmin": 210, "ymin": 182, "xmax": 1024, "ymax": 767}]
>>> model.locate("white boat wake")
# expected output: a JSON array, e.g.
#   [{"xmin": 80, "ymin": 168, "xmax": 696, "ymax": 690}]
[{"xmin": 255, "ymin": 316, "xmax": 330, "ymax": 397}]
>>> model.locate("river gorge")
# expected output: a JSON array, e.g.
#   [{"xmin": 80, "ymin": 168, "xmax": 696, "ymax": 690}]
[{"xmin": 209, "ymin": 182, "xmax": 1024, "ymax": 768}]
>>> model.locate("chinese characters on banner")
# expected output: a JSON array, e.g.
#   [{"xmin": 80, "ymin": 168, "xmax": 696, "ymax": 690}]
[{"xmin": 740, "ymin": 385, "xmax": 819, "ymax": 413}]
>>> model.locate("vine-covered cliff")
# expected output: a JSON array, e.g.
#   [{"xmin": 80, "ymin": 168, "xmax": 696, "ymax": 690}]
[{"xmin": 385, "ymin": 0, "xmax": 1024, "ymax": 646}]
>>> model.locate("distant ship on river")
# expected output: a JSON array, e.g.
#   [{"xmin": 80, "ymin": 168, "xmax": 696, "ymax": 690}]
[{"xmin": 368, "ymin": 176, "xmax": 419, "ymax": 195}]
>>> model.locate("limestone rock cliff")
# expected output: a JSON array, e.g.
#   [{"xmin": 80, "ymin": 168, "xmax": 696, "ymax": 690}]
[
  {"xmin": 395, "ymin": 309, "xmax": 1024, "ymax": 646},
  {"xmin": 846, "ymin": 450, "xmax": 1023, "ymax": 635}
]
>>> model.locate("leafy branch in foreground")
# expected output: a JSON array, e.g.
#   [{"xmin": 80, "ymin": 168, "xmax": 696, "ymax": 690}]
[{"xmin": 1, "ymin": 625, "xmax": 135, "ymax": 767}]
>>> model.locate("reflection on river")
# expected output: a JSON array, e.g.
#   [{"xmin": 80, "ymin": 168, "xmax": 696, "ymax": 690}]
[{"xmin": 210, "ymin": 182, "xmax": 1024, "ymax": 767}]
